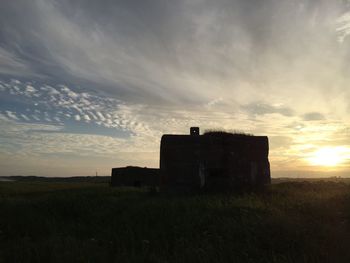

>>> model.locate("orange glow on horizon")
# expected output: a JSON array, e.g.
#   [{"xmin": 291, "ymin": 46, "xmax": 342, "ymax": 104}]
[{"xmin": 306, "ymin": 147, "xmax": 350, "ymax": 167}]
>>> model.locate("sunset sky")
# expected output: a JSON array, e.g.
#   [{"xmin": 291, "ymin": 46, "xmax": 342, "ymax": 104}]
[{"xmin": 1, "ymin": 0, "xmax": 350, "ymax": 177}]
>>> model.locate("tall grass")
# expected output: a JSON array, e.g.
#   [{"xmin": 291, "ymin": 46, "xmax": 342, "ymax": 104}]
[{"xmin": 0, "ymin": 181, "xmax": 350, "ymax": 262}]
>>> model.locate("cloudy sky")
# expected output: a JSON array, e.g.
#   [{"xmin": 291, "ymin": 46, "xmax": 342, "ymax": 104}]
[{"xmin": 1, "ymin": 0, "xmax": 350, "ymax": 177}]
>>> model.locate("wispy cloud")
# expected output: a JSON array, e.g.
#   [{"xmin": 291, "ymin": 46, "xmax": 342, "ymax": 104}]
[
  {"xmin": 242, "ymin": 102, "xmax": 294, "ymax": 117},
  {"xmin": 1, "ymin": 0, "xmax": 350, "ymax": 176},
  {"xmin": 0, "ymin": 47, "xmax": 40, "ymax": 77},
  {"xmin": 0, "ymin": 0, "xmax": 348, "ymax": 106},
  {"xmin": 302, "ymin": 112, "xmax": 325, "ymax": 121},
  {"xmin": 336, "ymin": 11, "xmax": 350, "ymax": 43}
]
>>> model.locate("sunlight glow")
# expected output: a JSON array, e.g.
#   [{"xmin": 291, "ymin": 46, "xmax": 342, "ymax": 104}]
[{"xmin": 307, "ymin": 147, "xmax": 350, "ymax": 167}]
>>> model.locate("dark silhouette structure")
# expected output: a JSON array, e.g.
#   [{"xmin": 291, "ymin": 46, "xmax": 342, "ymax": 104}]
[
  {"xmin": 111, "ymin": 166, "xmax": 159, "ymax": 187},
  {"xmin": 160, "ymin": 128, "xmax": 270, "ymax": 191},
  {"xmin": 111, "ymin": 127, "xmax": 270, "ymax": 191}
]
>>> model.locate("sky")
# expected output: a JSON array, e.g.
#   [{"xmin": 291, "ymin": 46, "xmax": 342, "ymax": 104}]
[{"xmin": 1, "ymin": 0, "xmax": 350, "ymax": 177}]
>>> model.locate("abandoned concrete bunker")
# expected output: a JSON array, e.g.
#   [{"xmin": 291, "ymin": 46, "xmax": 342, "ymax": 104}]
[
  {"xmin": 160, "ymin": 127, "xmax": 271, "ymax": 191},
  {"xmin": 111, "ymin": 166, "xmax": 159, "ymax": 187}
]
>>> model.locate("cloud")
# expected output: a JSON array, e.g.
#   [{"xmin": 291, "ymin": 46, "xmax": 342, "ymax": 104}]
[
  {"xmin": 74, "ymin": 115, "xmax": 81, "ymax": 121},
  {"xmin": 20, "ymin": 114, "xmax": 30, "ymax": 121},
  {"xmin": 0, "ymin": 0, "xmax": 348, "ymax": 107},
  {"xmin": 83, "ymin": 114, "xmax": 91, "ymax": 122},
  {"xmin": 242, "ymin": 102, "xmax": 294, "ymax": 117},
  {"xmin": 1, "ymin": 0, "xmax": 350, "ymax": 176},
  {"xmin": 24, "ymin": 85, "xmax": 38, "ymax": 97},
  {"xmin": 336, "ymin": 11, "xmax": 350, "ymax": 43},
  {"xmin": 96, "ymin": 112, "xmax": 106, "ymax": 122},
  {"xmin": 302, "ymin": 112, "xmax": 325, "ymax": 121},
  {"xmin": 269, "ymin": 136, "xmax": 293, "ymax": 150},
  {"xmin": 0, "ymin": 47, "xmax": 40, "ymax": 77},
  {"xmin": 0, "ymin": 112, "xmax": 154, "ymax": 159},
  {"xmin": 0, "ymin": 80, "xmax": 160, "ymax": 141},
  {"xmin": 5, "ymin": 110, "xmax": 19, "ymax": 121}
]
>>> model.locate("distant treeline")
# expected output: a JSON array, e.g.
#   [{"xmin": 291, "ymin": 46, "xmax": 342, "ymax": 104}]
[
  {"xmin": 1, "ymin": 175, "xmax": 349, "ymax": 184},
  {"xmin": 0, "ymin": 176, "xmax": 110, "ymax": 183}
]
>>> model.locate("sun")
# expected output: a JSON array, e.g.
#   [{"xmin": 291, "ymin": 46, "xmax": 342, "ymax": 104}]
[{"xmin": 307, "ymin": 147, "xmax": 350, "ymax": 167}]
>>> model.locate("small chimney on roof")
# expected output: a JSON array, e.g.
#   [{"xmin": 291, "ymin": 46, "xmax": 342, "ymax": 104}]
[{"xmin": 190, "ymin": 127, "xmax": 200, "ymax": 136}]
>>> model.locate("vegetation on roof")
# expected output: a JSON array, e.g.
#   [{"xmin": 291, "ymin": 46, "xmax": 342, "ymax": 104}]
[{"xmin": 203, "ymin": 129, "xmax": 253, "ymax": 136}]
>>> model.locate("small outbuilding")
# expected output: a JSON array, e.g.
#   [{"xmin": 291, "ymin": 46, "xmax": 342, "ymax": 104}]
[
  {"xmin": 111, "ymin": 166, "xmax": 159, "ymax": 187},
  {"xmin": 160, "ymin": 128, "xmax": 270, "ymax": 191}
]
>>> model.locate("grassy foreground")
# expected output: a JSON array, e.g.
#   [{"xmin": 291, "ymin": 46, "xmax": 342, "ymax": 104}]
[{"xmin": 0, "ymin": 180, "xmax": 350, "ymax": 263}]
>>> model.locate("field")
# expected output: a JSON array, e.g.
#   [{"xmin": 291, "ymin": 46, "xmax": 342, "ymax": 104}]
[{"xmin": 1, "ymin": 179, "xmax": 350, "ymax": 263}]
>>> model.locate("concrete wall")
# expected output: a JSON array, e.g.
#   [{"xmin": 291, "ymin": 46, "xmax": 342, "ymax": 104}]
[
  {"xmin": 111, "ymin": 166, "xmax": 159, "ymax": 187},
  {"xmin": 160, "ymin": 133, "xmax": 270, "ymax": 191}
]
